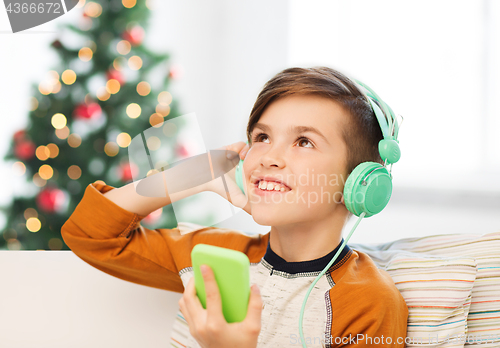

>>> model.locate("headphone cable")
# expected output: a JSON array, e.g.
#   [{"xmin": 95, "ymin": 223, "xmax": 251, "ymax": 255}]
[{"xmin": 299, "ymin": 211, "xmax": 367, "ymax": 348}]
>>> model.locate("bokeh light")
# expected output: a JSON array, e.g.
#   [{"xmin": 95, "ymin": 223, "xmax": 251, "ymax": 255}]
[
  {"xmin": 24, "ymin": 208, "xmax": 38, "ymax": 220},
  {"xmin": 67, "ymin": 133, "xmax": 82, "ymax": 148},
  {"xmin": 155, "ymin": 104, "xmax": 170, "ymax": 117},
  {"xmin": 128, "ymin": 55, "xmax": 142, "ymax": 70},
  {"xmin": 36, "ymin": 145, "xmax": 51, "ymax": 161},
  {"xmin": 48, "ymin": 70, "xmax": 59, "ymax": 84},
  {"xmin": 96, "ymin": 86, "xmax": 111, "ymax": 101},
  {"xmin": 117, "ymin": 40, "xmax": 131, "ymax": 55},
  {"xmin": 163, "ymin": 122, "xmax": 178, "ymax": 137},
  {"xmin": 52, "ymin": 81, "xmax": 62, "ymax": 94},
  {"xmin": 136, "ymin": 81, "xmax": 151, "ymax": 96},
  {"xmin": 47, "ymin": 143, "xmax": 59, "ymax": 158},
  {"xmin": 106, "ymin": 79, "xmax": 120, "ymax": 94},
  {"xmin": 29, "ymin": 97, "xmax": 39, "ymax": 111},
  {"xmin": 32, "ymin": 173, "xmax": 46, "ymax": 187},
  {"xmin": 79, "ymin": 47, "xmax": 93, "ymax": 62},
  {"xmin": 158, "ymin": 91, "xmax": 172, "ymax": 105},
  {"xmin": 48, "ymin": 238, "xmax": 63, "ymax": 250},
  {"xmin": 84, "ymin": 1, "xmax": 102, "ymax": 17},
  {"xmin": 122, "ymin": 0, "xmax": 136, "ymax": 8},
  {"xmin": 38, "ymin": 164, "xmax": 54, "ymax": 180},
  {"xmin": 12, "ymin": 161, "xmax": 26, "ymax": 176},
  {"xmin": 104, "ymin": 142, "xmax": 119, "ymax": 157},
  {"xmin": 126, "ymin": 103, "xmax": 141, "ymax": 118},
  {"xmin": 26, "ymin": 217, "xmax": 41, "ymax": 232},
  {"xmin": 55, "ymin": 126, "xmax": 70, "ymax": 140},
  {"xmin": 51, "ymin": 113, "xmax": 67, "ymax": 129},
  {"xmin": 150, "ymin": 113, "xmax": 164, "ymax": 127},
  {"xmin": 116, "ymin": 132, "xmax": 132, "ymax": 147},
  {"xmin": 38, "ymin": 81, "xmax": 52, "ymax": 95},
  {"xmin": 146, "ymin": 136, "xmax": 161, "ymax": 151},
  {"xmin": 61, "ymin": 70, "xmax": 77, "ymax": 85},
  {"xmin": 67, "ymin": 165, "xmax": 82, "ymax": 180},
  {"xmin": 7, "ymin": 239, "xmax": 21, "ymax": 250}
]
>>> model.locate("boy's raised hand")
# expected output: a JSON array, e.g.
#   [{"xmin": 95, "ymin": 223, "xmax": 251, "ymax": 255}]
[
  {"xmin": 178, "ymin": 265, "xmax": 262, "ymax": 348},
  {"xmin": 203, "ymin": 141, "xmax": 252, "ymax": 215},
  {"xmin": 220, "ymin": 141, "xmax": 249, "ymax": 160}
]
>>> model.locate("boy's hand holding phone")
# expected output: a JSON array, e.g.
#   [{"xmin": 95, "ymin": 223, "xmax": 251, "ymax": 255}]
[{"xmin": 178, "ymin": 264, "xmax": 262, "ymax": 348}]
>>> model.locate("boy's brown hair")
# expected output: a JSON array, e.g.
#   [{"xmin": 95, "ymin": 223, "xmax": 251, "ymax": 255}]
[{"xmin": 246, "ymin": 66, "xmax": 385, "ymax": 217}]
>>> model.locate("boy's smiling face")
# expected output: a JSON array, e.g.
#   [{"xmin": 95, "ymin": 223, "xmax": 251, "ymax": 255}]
[{"xmin": 244, "ymin": 94, "xmax": 350, "ymax": 227}]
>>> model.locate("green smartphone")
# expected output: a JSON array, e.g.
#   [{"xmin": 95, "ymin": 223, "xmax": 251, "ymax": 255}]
[{"xmin": 191, "ymin": 243, "xmax": 250, "ymax": 323}]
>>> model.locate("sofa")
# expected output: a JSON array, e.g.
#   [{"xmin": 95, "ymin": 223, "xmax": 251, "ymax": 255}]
[{"xmin": 0, "ymin": 230, "xmax": 498, "ymax": 348}]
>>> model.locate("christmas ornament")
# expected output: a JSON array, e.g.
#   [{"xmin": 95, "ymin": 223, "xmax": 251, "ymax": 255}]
[
  {"xmin": 13, "ymin": 129, "xmax": 26, "ymax": 143},
  {"xmin": 74, "ymin": 102, "xmax": 102, "ymax": 120},
  {"xmin": 122, "ymin": 25, "xmax": 144, "ymax": 46},
  {"xmin": 168, "ymin": 64, "xmax": 182, "ymax": 80},
  {"xmin": 175, "ymin": 142, "xmax": 192, "ymax": 158},
  {"xmin": 14, "ymin": 140, "xmax": 35, "ymax": 160},
  {"xmin": 119, "ymin": 162, "xmax": 138, "ymax": 182},
  {"xmin": 106, "ymin": 68, "xmax": 125, "ymax": 85},
  {"xmin": 36, "ymin": 187, "xmax": 66, "ymax": 214},
  {"xmin": 143, "ymin": 208, "xmax": 162, "ymax": 225}
]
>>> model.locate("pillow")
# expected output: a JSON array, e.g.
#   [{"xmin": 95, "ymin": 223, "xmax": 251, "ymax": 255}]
[
  {"xmin": 350, "ymin": 246, "xmax": 477, "ymax": 347},
  {"xmin": 351, "ymin": 231, "xmax": 500, "ymax": 347}
]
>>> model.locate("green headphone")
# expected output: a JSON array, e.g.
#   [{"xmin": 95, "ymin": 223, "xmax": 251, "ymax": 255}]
[{"xmin": 234, "ymin": 79, "xmax": 400, "ymax": 218}]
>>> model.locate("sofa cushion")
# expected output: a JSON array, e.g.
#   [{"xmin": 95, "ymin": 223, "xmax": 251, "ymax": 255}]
[
  {"xmin": 351, "ymin": 231, "xmax": 500, "ymax": 347},
  {"xmin": 352, "ymin": 246, "xmax": 477, "ymax": 347}
]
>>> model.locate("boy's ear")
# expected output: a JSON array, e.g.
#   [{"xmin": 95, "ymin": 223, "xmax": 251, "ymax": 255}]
[{"xmin": 340, "ymin": 194, "xmax": 345, "ymax": 206}]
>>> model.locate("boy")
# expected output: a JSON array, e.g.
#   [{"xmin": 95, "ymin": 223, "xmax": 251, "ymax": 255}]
[{"xmin": 61, "ymin": 66, "xmax": 409, "ymax": 347}]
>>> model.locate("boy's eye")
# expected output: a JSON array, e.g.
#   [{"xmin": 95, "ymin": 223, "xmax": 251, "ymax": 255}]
[
  {"xmin": 297, "ymin": 137, "xmax": 313, "ymax": 148},
  {"xmin": 251, "ymin": 132, "xmax": 314, "ymax": 148},
  {"xmin": 252, "ymin": 132, "xmax": 269, "ymax": 143}
]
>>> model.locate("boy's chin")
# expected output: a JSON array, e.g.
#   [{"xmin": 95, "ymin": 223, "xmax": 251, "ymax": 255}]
[{"xmin": 252, "ymin": 211, "xmax": 289, "ymax": 227}]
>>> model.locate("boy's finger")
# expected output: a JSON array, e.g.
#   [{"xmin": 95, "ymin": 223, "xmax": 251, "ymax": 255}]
[
  {"xmin": 178, "ymin": 297, "xmax": 193, "ymax": 326},
  {"xmin": 183, "ymin": 277, "xmax": 202, "ymax": 322},
  {"xmin": 240, "ymin": 144, "xmax": 249, "ymax": 160},
  {"xmin": 224, "ymin": 142, "xmax": 246, "ymax": 159},
  {"xmin": 182, "ymin": 280, "xmax": 205, "ymax": 339},
  {"xmin": 244, "ymin": 284, "xmax": 263, "ymax": 329},
  {"xmin": 201, "ymin": 265, "xmax": 224, "ymax": 321}
]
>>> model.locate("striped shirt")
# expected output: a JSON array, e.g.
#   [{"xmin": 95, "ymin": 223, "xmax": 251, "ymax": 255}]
[{"xmin": 61, "ymin": 182, "xmax": 409, "ymax": 347}]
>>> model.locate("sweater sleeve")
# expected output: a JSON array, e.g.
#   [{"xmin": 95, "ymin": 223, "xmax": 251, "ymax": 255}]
[
  {"xmin": 61, "ymin": 182, "xmax": 268, "ymax": 294},
  {"xmin": 329, "ymin": 251, "xmax": 409, "ymax": 347}
]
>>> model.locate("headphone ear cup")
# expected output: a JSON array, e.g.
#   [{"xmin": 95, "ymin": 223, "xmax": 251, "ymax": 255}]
[
  {"xmin": 235, "ymin": 159, "xmax": 245, "ymax": 194},
  {"xmin": 378, "ymin": 139, "xmax": 401, "ymax": 164},
  {"xmin": 343, "ymin": 162, "xmax": 393, "ymax": 217}
]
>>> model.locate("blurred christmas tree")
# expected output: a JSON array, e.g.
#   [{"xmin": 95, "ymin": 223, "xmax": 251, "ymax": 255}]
[{"xmin": 0, "ymin": 0, "xmax": 193, "ymax": 250}]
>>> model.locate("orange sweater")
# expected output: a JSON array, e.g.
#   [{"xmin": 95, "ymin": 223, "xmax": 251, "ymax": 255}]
[{"xmin": 61, "ymin": 182, "xmax": 409, "ymax": 347}]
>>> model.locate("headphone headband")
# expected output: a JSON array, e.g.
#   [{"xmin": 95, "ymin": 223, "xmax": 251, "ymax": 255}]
[{"xmin": 353, "ymin": 79, "xmax": 399, "ymax": 141}]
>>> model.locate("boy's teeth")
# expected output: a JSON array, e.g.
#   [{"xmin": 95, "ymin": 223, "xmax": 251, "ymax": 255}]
[{"xmin": 258, "ymin": 180, "xmax": 290, "ymax": 191}]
